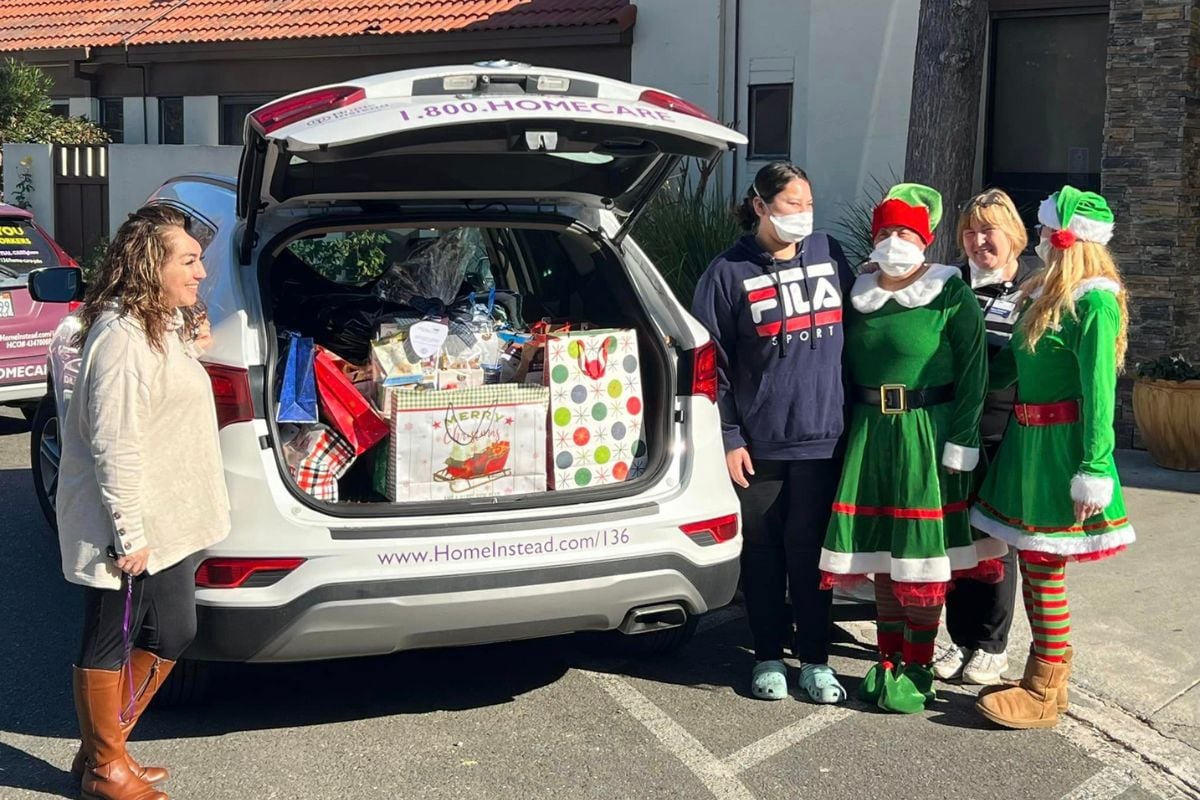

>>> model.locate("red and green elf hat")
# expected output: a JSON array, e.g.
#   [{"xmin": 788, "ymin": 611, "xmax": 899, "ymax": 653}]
[
  {"xmin": 870, "ymin": 183, "xmax": 944, "ymax": 246},
  {"xmin": 1037, "ymin": 185, "xmax": 1115, "ymax": 249}
]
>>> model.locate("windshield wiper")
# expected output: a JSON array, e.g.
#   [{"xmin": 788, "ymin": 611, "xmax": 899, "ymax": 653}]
[{"xmin": 0, "ymin": 264, "xmax": 18, "ymax": 279}]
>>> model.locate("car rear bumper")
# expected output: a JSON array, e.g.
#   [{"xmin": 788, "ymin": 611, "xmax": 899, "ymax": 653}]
[
  {"xmin": 0, "ymin": 381, "xmax": 43, "ymax": 404},
  {"xmin": 188, "ymin": 552, "xmax": 739, "ymax": 662}
]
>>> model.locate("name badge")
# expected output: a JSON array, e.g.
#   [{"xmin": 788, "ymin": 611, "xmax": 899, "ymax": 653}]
[{"xmin": 987, "ymin": 299, "xmax": 1017, "ymax": 320}]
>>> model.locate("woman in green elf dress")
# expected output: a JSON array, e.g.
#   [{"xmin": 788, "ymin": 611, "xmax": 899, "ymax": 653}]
[
  {"xmin": 971, "ymin": 186, "xmax": 1135, "ymax": 730},
  {"xmin": 819, "ymin": 183, "xmax": 1008, "ymax": 714}
]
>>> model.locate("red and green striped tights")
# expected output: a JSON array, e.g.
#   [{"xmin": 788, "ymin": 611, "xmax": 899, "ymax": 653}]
[
  {"xmin": 874, "ymin": 575, "xmax": 941, "ymax": 665},
  {"xmin": 1020, "ymin": 555, "xmax": 1070, "ymax": 663},
  {"xmin": 872, "ymin": 556, "xmax": 1071, "ymax": 665}
]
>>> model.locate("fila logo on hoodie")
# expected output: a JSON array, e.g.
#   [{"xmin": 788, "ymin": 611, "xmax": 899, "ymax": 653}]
[{"xmin": 742, "ymin": 262, "xmax": 844, "ymax": 339}]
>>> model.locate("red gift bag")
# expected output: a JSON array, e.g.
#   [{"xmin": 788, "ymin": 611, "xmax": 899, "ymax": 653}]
[{"xmin": 314, "ymin": 347, "xmax": 389, "ymax": 455}]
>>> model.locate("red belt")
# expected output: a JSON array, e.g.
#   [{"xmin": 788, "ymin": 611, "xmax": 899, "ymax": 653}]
[{"xmin": 1013, "ymin": 400, "xmax": 1080, "ymax": 427}]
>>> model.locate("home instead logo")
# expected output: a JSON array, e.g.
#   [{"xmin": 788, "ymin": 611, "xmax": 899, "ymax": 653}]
[{"xmin": 742, "ymin": 262, "xmax": 843, "ymax": 341}]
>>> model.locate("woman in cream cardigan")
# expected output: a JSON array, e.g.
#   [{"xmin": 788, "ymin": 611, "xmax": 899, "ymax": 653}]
[{"xmin": 58, "ymin": 205, "xmax": 229, "ymax": 800}]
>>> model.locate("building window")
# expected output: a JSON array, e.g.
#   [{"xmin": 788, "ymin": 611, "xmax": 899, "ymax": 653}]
[
  {"xmin": 747, "ymin": 84, "xmax": 792, "ymax": 160},
  {"xmin": 985, "ymin": 11, "xmax": 1108, "ymax": 229},
  {"xmin": 158, "ymin": 97, "xmax": 185, "ymax": 144},
  {"xmin": 99, "ymin": 98, "xmax": 124, "ymax": 143},
  {"xmin": 220, "ymin": 96, "xmax": 275, "ymax": 146},
  {"xmin": 49, "ymin": 100, "xmax": 69, "ymax": 119}
]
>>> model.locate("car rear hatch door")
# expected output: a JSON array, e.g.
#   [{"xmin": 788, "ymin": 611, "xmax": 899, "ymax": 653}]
[{"xmin": 236, "ymin": 65, "xmax": 746, "ymax": 261}]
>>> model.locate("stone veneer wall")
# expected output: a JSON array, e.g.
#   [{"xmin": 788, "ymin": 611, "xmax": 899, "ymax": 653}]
[{"xmin": 1103, "ymin": 0, "xmax": 1200, "ymax": 446}]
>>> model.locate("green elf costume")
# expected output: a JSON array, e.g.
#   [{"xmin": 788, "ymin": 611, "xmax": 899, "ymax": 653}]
[
  {"xmin": 819, "ymin": 184, "xmax": 1008, "ymax": 714},
  {"xmin": 971, "ymin": 186, "xmax": 1134, "ymax": 730}
]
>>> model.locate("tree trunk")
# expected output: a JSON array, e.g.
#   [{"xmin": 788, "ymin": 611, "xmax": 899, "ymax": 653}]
[{"xmin": 905, "ymin": 0, "xmax": 989, "ymax": 265}]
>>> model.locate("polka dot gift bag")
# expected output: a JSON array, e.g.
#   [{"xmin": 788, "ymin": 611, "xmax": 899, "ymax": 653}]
[{"xmin": 544, "ymin": 328, "xmax": 648, "ymax": 490}]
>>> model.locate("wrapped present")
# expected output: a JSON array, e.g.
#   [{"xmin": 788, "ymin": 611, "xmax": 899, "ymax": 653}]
[
  {"xmin": 387, "ymin": 385, "xmax": 549, "ymax": 501},
  {"xmin": 283, "ymin": 425, "xmax": 357, "ymax": 502},
  {"xmin": 313, "ymin": 347, "xmax": 390, "ymax": 455},
  {"xmin": 544, "ymin": 328, "xmax": 647, "ymax": 490}
]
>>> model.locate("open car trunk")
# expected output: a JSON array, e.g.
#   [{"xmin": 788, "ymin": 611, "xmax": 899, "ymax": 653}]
[{"xmin": 259, "ymin": 210, "xmax": 676, "ymax": 516}]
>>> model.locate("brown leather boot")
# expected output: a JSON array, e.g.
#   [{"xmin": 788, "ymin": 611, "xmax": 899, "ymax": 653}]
[
  {"xmin": 72, "ymin": 652, "xmax": 174, "ymax": 785},
  {"xmin": 977, "ymin": 644, "xmax": 1072, "ymax": 711},
  {"xmin": 73, "ymin": 666, "xmax": 168, "ymax": 800},
  {"xmin": 975, "ymin": 653, "xmax": 1071, "ymax": 730}
]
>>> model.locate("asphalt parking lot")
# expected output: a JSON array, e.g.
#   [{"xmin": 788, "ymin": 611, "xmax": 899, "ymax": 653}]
[{"xmin": 0, "ymin": 409, "xmax": 1189, "ymax": 800}]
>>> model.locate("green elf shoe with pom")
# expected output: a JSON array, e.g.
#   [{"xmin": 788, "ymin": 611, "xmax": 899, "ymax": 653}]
[
  {"xmin": 904, "ymin": 663, "xmax": 937, "ymax": 705},
  {"xmin": 877, "ymin": 662, "xmax": 930, "ymax": 714},
  {"xmin": 858, "ymin": 659, "xmax": 894, "ymax": 704}
]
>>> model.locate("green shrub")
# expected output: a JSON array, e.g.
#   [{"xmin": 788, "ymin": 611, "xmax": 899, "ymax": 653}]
[
  {"xmin": 632, "ymin": 162, "xmax": 740, "ymax": 306},
  {"xmin": 1136, "ymin": 354, "xmax": 1200, "ymax": 382}
]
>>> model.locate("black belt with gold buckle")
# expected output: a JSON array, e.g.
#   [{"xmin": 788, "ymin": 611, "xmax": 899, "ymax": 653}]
[{"xmin": 852, "ymin": 383, "xmax": 955, "ymax": 415}]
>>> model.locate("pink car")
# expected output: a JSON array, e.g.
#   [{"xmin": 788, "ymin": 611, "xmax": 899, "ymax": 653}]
[{"xmin": 0, "ymin": 203, "xmax": 78, "ymax": 418}]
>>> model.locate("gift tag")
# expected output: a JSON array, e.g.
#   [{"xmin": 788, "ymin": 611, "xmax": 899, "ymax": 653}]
[{"xmin": 409, "ymin": 321, "xmax": 450, "ymax": 358}]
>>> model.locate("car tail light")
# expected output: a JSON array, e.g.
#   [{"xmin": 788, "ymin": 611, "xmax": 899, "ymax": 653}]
[
  {"xmin": 249, "ymin": 86, "xmax": 366, "ymax": 134},
  {"xmin": 204, "ymin": 363, "xmax": 254, "ymax": 429},
  {"xmin": 680, "ymin": 514, "xmax": 739, "ymax": 544},
  {"xmin": 639, "ymin": 89, "xmax": 715, "ymax": 122},
  {"xmin": 195, "ymin": 557, "xmax": 305, "ymax": 589},
  {"xmin": 689, "ymin": 341, "xmax": 718, "ymax": 403}
]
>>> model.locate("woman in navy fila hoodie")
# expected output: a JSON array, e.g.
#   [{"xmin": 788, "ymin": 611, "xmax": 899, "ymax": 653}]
[{"xmin": 692, "ymin": 162, "xmax": 855, "ymax": 704}]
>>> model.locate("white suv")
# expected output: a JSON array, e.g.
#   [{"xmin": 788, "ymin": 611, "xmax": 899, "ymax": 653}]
[{"xmin": 29, "ymin": 63, "xmax": 744, "ymax": 700}]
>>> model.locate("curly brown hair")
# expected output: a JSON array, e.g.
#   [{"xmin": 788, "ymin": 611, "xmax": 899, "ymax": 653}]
[{"xmin": 74, "ymin": 205, "xmax": 195, "ymax": 353}]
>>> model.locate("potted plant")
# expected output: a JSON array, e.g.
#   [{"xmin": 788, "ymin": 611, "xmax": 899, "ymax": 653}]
[{"xmin": 1132, "ymin": 354, "xmax": 1200, "ymax": 471}]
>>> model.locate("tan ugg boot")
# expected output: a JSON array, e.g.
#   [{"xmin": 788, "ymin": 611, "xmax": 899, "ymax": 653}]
[
  {"xmin": 72, "ymin": 651, "xmax": 174, "ymax": 785},
  {"xmin": 977, "ymin": 644, "xmax": 1072, "ymax": 711},
  {"xmin": 975, "ymin": 654, "xmax": 1071, "ymax": 730}
]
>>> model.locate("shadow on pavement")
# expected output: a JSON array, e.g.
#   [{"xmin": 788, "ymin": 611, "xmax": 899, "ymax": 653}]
[
  {"xmin": 0, "ymin": 742, "xmax": 74, "ymax": 799},
  {"xmin": 0, "ymin": 413, "xmax": 31, "ymax": 437},
  {"xmin": 1116, "ymin": 449, "xmax": 1200, "ymax": 494}
]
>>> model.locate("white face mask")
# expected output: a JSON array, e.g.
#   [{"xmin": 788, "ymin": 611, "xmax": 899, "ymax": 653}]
[
  {"xmin": 770, "ymin": 211, "xmax": 814, "ymax": 243},
  {"xmin": 869, "ymin": 235, "xmax": 926, "ymax": 277},
  {"xmin": 1035, "ymin": 238, "xmax": 1052, "ymax": 264}
]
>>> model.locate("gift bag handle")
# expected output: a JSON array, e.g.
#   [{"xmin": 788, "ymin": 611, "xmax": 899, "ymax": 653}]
[{"xmin": 577, "ymin": 336, "xmax": 616, "ymax": 381}]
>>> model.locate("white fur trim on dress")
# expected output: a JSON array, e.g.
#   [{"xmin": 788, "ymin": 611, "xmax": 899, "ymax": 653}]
[
  {"xmin": 851, "ymin": 263, "xmax": 961, "ymax": 313},
  {"xmin": 819, "ymin": 537, "xmax": 1008, "ymax": 581},
  {"xmin": 1070, "ymin": 473, "xmax": 1114, "ymax": 507},
  {"xmin": 1037, "ymin": 196, "xmax": 1115, "ymax": 245},
  {"xmin": 942, "ymin": 442, "xmax": 980, "ymax": 472},
  {"xmin": 969, "ymin": 506, "xmax": 1136, "ymax": 556}
]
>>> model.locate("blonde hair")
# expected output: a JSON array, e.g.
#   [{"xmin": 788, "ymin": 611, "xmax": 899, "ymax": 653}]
[
  {"xmin": 956, "ymin": 188, "xmax": 1028, "ymax": 259},
  {"xmin": 1019, "ymin": 241, "xmax": 1129, "ymax": 370},
  {"xmin": 74, "ymin": 205, "xmax": 193, "ymax": 353}
]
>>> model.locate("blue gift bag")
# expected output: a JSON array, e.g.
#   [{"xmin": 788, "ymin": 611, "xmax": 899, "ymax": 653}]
[{"xmin": 276, "ymin": 334, "xmax": 318, "ymax": 423}]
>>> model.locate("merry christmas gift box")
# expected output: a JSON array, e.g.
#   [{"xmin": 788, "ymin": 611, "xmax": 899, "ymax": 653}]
[
  {"xmin": 544, "ymin": 328, "xmax": 647, "ymax": 490},
  {"xmin": 387, "ymin": 385, "xmax": 550, "ymax": 502}
]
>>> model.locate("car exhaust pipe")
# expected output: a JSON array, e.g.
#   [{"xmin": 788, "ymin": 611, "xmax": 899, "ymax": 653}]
[{"xmin": 618, "ymin": 603, "xmax": 688, "ymax": 635}]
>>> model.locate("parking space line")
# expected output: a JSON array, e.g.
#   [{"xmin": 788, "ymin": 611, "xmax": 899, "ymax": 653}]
[
  {"xmin": 1058, "ymin": 766, "xmax": 1135, "ymax": 800},
  {"xmin": 722, "ymin": 706, "xmax": 852, "ymax": 774},
  {"xmin": 581, "ymin": 670, "xmax": 757, "ymax": 800}
]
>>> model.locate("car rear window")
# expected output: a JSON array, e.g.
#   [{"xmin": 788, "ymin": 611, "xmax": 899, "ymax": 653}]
[{"xmin": 0, "ymin": 219, "xmax": 56, "ymax": 277}]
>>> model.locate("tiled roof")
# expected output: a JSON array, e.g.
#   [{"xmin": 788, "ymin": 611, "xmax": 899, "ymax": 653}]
[{"xmin": 0, "ymin": 0, "xmax": 637, "ymax": 52}]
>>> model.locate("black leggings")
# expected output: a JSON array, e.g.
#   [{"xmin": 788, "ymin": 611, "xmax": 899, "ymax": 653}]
[
  {"xmin": 78, "ymin": 556, "xmax": 199, "ymax": 671},
  {"xmin": 736, "ymin": 458, "xmax": 841, "ymax": 663}
]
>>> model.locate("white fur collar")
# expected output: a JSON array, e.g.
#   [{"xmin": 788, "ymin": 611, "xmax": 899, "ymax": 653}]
[
  {"xmin": 1028, "ymin": 276, "xmax": 1122, "ymax": 302},
  {"xmin": 851, "ymin": 264, "xmax": 961, "ymax": 313}
]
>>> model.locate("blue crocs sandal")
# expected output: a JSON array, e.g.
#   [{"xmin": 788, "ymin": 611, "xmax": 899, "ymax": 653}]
[
  {"xmin": 751, "ymin": 660, "xmax": 788, "ymax": 701},
  {"xmin": 799, "ymin": 663, "xmax": 847, "ymax": 704}
]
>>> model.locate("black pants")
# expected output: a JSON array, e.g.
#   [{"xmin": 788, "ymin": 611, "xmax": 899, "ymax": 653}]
[
  {"xmin": 78, "ymin": 556, "xmax": 199, "ymax": 671},
  {"xmin": 945, "ymin": 442, "xmax": 1018, "ymax": 654},
  {"xmin": 736, "ymin": 458, "xmax": 841, "ymax": 663}
]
